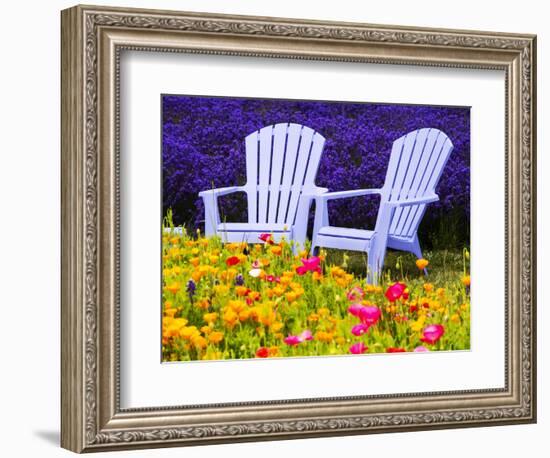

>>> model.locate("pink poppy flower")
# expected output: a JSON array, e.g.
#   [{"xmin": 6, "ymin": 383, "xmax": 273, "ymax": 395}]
[
  {"xmin": 259, "ymin": 233, "xmax": 274, "ymax": 245},
  {"xmin": 296, "ymin": 256, "xmax": 321, "ymax": 275},
  {"xmin": 251, "ymin": 260, "xmax": 261, "ymax": 269},
  {"xmin": 349, "ymin": 342, "xmax": 368, "ymax": 354},
  {"xmin": 296, "ymin": 266, "xmax": 307, "ymax": 276},
  {"xmin": 283, "ymin": 335, "xmax": 301, "ymax": 346},
  {"xmin": 414, "ymin": 346, "xmax": 430, "ymax": 352},
  {"xmin": 346, "ymin": 286, "xmax": 365, "ymax": 302},
  {"xmin": 347, "ymin": 303, "xmax": 366, "ymax": 317},
  {"xmin": 385, "ymin": 282, "xmax": 407, "ymax": 302},
  {"xmin": 283, "ymin": 329, "xmax": 313, "ymax": 346},
  {"xmin": 358, "ymin": 306, "xmax": 381, "ymax": 326},
  {"xmin": 351, "ymin": 323, "xmax": 370, "ymax": 336},
  {"xmin": 420, "ymin": 324, "xmax": 445, "ymax": 344},
  {"xmin": 299, "ymin": 330, "xmax": 313, "ymax": 341},
  {"xmin": 265, "ymin": 275, "xmax": 276, "ymax": 282}
]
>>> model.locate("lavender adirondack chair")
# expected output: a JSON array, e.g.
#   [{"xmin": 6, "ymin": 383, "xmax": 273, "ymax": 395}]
[
  {"xmin": 199, "ymin": 123, "xmax": 327, "ymax": 251},
  {"xmin": 310, "ymin": 128, "xmax": 454, "ymax": 283}
]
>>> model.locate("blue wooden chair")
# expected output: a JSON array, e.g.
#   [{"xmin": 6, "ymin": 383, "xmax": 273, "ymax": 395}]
[
  {"xmin": 309, "ymin": 128, "xmax": 454, "ymax": 282},
  {"xmin": 199, "ymin": 123, "xmax": 327, "ymax": 251}
]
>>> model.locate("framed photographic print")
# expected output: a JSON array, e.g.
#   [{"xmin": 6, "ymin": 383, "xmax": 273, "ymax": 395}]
[{"xmin": 61, "ymin": 4, "xmax": 537, "ymax": 453}]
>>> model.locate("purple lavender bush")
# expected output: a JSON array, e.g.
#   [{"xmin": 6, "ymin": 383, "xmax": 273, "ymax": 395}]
[{"xmin": 162, "ymin": 95, "xmax": 470, "ymax": 248}]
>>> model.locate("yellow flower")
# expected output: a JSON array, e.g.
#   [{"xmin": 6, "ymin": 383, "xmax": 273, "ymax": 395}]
[
  {"xmin": 423, "ymin": 283, "xmax": 434, "ymax": 293},
  {"xmin": 315, "ymin": 331, "xmax": 334, "ymax": 343},
  {"xmin": 365, "ymin": 284, "xmax": 376, "ymax": 293},
  {"xmin": 272, "ymin": 286, "xmax": 286, "ymax": 297},
  {"xmin": 410, "ymin": 316, "xmax": 426, "ymax": 332},
  {"xmin": 279, "ymin": 276, "xmax": 292, "ymax": 286},
  {"xmin": 436, "ymin": 288, "xmax": 446, "ymax": 297},
  {"xmin": 191, "ymin": 248, "xmax": 200, "ymax": 255},
  {"xmin": 270, "ymin": 246, "xmax": 282, "ymax": 256},
  {"xmin": 200, "ymin": 325, "xmax": 212, "ymax": 334},
  {"xmin": 308, "ymin": 312, "xmax": 320, "ymax": 322},
  {"xmin": 416, "ymin": 258, "xmax": 429, "ymax": 270},
  {"xmin": 196, "ymin": 298, "xmax": 210, "ymax": 310},
  {"xmin": 248, "ymin": 291, "xmax": 261, "ymax": 302},
  {"xmin": 223, "ymin": 309, "xmax": 239, "ymax": 328},
  {"xmin": 228, "ymin": 300, "xmax": 246, "ymax": 313},
  {"xmin": 165, "ymin": 282, "xmax": 180, "ymax": 295},
  {"xmin": 170, "ymin": 237, "xmax": 179, "ymax": 245},
  {"xmin": 285, "ymin": 291, "xmax": 297, "ymax": 303},
  {"xmin": 213, "ymin": 284, "xmax": 229, "ymax": 296},
  {"xmin": 190, "ymin": 257, "xmax": 200, "ymax": 267},
  {"xmin": 451, "ymin": 313, "xmax": 460, "ymax": 323},
  {"xmin": 461, "ymin": 275, "xmax": 471, "ymax": 287},
  {"xmin": 298, "ymin": 250, "xmax": 308, "ymax": 258},
  {"xmin": 235, "ymin": 286, "xmax": 249, "ymax": 297},
  {"xmin": 162, "ymin": 317, "xmax": 188, "ymax": 338},
  {"xmin": 191, "ymin": 334, "xmax": 208, "ymax": 350},
  {"xmin": 179, "ymin": 325, "xmax": 200, "ymax": 340},
  {"xmin": 268, "ymin": 346, "xmax": 280, "ymax": 357},
  {"xmin": 163, "ymin": 268, "xmax": 173, "ymax": 278},
  {"xmin": 270, "ymin": 321, "xmax": 284, "ymax": 332},
  {"xmin": 318, "ymin": 307, "xmax": 330, "ymax": 317},
  {"xmin": 312, "ymin": 271, "xmax": 323, "ymax": 281},
  {"xmin": 164, "ymin": 307, "xmax": 177, "ymax": 318},
  {"xmin": 209, "ymin": 255, "xmax": 219, "ymax": 264},
  {"xmin": 238, "ymin": 309, "xmax": 251, "ymax": 321},
  {"xmin": 257, "ymin": 305, "xmax": 276, "ymax": 326},
  {"xmin": 208, "ymin": 331, "xmax": 224, "ymax": 344},
  {"xmin": 203, "ymin": 312, "xmax": 218, "ymax": 323},
  {"xmin": 202, "ymin": 351, "xmax": 223, "ymax": 360}
]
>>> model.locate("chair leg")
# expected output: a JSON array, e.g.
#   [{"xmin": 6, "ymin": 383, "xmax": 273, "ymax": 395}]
[{"xmin": 367, "ymin": 249, "xmax": 381, "ymax": 285}]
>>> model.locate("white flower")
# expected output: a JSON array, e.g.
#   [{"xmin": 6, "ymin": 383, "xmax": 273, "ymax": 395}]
[{"xmin": 249, "ymin": 268, "xmax": 262, "ymax": 278}]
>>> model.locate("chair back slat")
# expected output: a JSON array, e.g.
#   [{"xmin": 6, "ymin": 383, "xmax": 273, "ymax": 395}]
[{"xmin": 245, "ymin": 123, "xmax": 325, "ymax": 226}]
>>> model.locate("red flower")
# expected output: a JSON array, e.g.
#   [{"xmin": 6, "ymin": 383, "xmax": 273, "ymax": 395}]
[
  {"xmin": 265, "ymin": 275, "xmax": 276, "ymax": 282},
  {"xmin": 255, "ymin": 347, "xmax": 269, "ymax": 358},
  {"xmin": 226, "ymin": 256, "xmax": 240, "ymax": 266},
  {"xmin": 385, "ymin": 282, "xmax": 407, "ymax": 302},
  {"xmin": 259, "ymin": 233, "xmax": 274, "ymax": 245},
  {"xmin": 386, "ymin": 347, "xmax": 406, "ymax": 353}
]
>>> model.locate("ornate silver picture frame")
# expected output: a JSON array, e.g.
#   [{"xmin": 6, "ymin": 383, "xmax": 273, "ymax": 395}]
[{"xmin": 61, "ymin": 4, "xmax": 536, "ymax": 453}]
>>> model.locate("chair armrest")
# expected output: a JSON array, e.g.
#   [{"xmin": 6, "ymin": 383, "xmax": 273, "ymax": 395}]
[
  {"xmin": 315, "ymin": 188, "xmax": 382, "ymax": 201},
  {"xmin": 389, "ymin": 194, "xmax": 439, "ymax": 207},
  {"xmin": 301, "ymin": 187, "xmax": 329, "ymax": 198},
  {"xmin": 198, "ymin": 186, "xmax": 243, "ymax": 198}
]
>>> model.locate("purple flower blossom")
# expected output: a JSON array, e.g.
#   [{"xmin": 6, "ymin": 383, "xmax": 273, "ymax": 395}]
[{"xmin": 162, "ymin": 95, "xmax": 470, "ymax": 246}]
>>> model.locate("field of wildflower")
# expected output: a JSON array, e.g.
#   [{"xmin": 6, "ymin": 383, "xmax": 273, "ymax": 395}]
[
  {"xmin": 161, "ymin": 94, "xmax": 471, "ymax": 362},
  {"xmin": 162, "ymin": 224, "xmax": 471, "ymax": 362}
]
